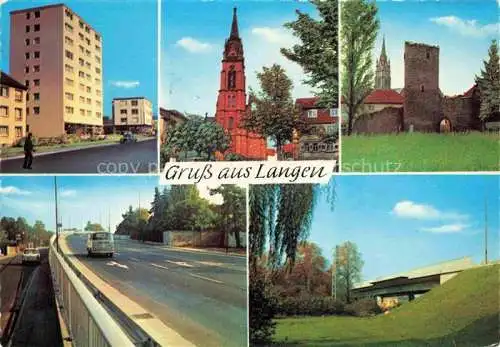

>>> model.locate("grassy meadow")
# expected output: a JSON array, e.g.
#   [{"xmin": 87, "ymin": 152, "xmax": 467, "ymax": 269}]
[
  {"xmin": 341, "ymin": 132, "xmax": 499, "ymax": 172},
  {"xmin": 272, "ymin": 264, "xmax": 500, "ymax": 346}
]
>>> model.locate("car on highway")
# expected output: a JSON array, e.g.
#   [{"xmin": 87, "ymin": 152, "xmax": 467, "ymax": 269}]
[
  {"xmin": 87, "ymin": 232, "xmax": 114, "ymax": 257},
  {"xmin": 120, "ymin": 132, "xmax": 137, "ymax": 144},
  {"xmin": 22, "ymin": 248, "xmax": 41, "ymax": 264}
]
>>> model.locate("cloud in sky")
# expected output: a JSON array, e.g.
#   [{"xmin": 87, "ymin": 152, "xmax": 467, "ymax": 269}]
[
  {"xmin": 430, "ymin": 16, "xmax": 499, "ymax": 38},
  {"xmin": 251, "ymin": 27, "xmax": 296, "ymax": 45},
  {"xmin": 392, "ymin": 200, "xmax": 467, "ymax": 220},
  {"xmin": 60, "ymin": 189, "xmax": 77, "ymax": 198},
  {"xmin": 109, "ymin": 80, "xmax": 140, "ymax": 89},
  {"xmin": 0, "ymin": 186, "xmax": 31, "ymax": 196},
  {"xmin": 420, "ymin": 223, "xmax": 469, "ymax": 233},
  {"xmin": 176, "ymin": 37, "xmax": 213, "ymax": 53}
]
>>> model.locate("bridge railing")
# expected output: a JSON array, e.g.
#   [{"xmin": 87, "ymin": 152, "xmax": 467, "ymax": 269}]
[{"xmin": 48, "ymin": 235, "xmax": 135, "ymax": 347}]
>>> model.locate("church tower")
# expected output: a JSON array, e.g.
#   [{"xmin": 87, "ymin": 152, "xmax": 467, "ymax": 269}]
[
  {"xmin": 375, "ymin": 36, "xmax": 391, "ymax": 89},
  {"xmin": 215, "ymin": 8, "xmax": 266, "ymax": 160}
]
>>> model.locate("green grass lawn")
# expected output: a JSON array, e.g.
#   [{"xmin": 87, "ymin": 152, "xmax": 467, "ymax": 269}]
[
  {"xmin": 273, "ymin": 264, "xmax": 500, "ymax": 347},
  {"xmin": 341, "ymin": 132, "xmax": 499, "ymax": 172}
]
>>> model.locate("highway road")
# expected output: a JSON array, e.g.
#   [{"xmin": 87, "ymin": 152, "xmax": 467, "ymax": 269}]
[
  {"xmin": 65, "ymin": 234, "xmax": 248, "ymax": 347},
  {"xmin": 0, "ymin": 139, "xmax": 158, "ymax": 174}
]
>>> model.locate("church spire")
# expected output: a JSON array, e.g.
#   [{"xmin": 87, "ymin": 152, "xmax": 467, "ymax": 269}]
[
  {"xmin": 230, "ymin": 7, "xmax": 239, "ymax": 39},
  {"xmin": 381, "ymin": 35, "xmax": 387, "ymax": 59}
]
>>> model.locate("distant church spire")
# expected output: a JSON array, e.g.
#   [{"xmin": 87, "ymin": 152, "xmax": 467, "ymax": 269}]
[
  {"xmin": 375, "ymin": 35, "xmax": 391, "ymax": 89},
  {"xmin": 230, "ymin": 7, "xmax": 239, "ymax": 38}
]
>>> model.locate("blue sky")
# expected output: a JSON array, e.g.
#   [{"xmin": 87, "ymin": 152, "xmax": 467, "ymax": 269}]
[
  {"xmin": 1, "ymin": 176, "xmax": 231, "ymax": 232},
  {"xmin": 310, "ymin": 175, "xmax": 499, "ymax": 282},
  {"xmin": 0, "ymin": 0, "xmax": 158, "ymax": 118},
  {"xmin": 161, "ymin": 0, "xmax": 318, "ymax": 115},
  {"xmin": 373, "ymin": 0, "xmax": 498, "ymax": 95}
]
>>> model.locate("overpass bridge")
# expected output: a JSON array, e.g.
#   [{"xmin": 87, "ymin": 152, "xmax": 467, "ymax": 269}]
[{"xmin": 352, "ymin": 257, "xmax": 477, "ymax": 302}]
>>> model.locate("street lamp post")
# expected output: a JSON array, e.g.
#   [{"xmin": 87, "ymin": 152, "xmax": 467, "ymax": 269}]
[{"xmin": 54, "ymin": 176, "xmax": 59, "ymax": 253}]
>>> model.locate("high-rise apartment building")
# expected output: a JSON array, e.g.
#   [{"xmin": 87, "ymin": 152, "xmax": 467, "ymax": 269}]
[
  {"xmin": 112, "ymin": 97, "xmax": 153, "ymax": 133},
  {"xmin": 10, "ymin": 4, "xmax": 103, "ymax": 138}
]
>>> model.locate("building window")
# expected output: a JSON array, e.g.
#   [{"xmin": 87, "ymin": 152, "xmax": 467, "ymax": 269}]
[
  {"xmin": 86, "ymin": 110, "xmax": 91, "ymax": 117},
  {"xmin": 34, "ymin": 51, "xmax": 40, "ymax": 59},
  {"xmin": 15, "ymin": 126, "xmax": 23, "ymax": 138},
  {"xmin": 0, "ymin": 126, "xmax": 8, "ymax": 137},
  {"xmin": 65, "ymin": 64, "xmax": 74, "ymax": 73},
  {"xmin": 96, "ymin": 89, "xmax": 101, "ymax": 96},
  {"xmin": 26, "ymin": 12, "xmax": 30, "ymax": 19},
  {"xmin": 95, "ymin": 67, "xmax": 101, "ymax": 74},
  {"xmin": 15, "ymin": 90, "xmax": 23, "ymax": 102},
  {"xmin": 85, "ymin": 26, "xmax": 90, "ymax": 34},
  {"xmin": 65, "ymin": 9, "xmax": 73, "ymax": 20},
  {"xmin": 95, "ymin": 78, "xmax": 101, "ymax": 84},
  {"xmin": 25, "ymin": 38, "xmax": 30, "ymax": 46},
  {"xmin": 95, "ymin": 45, "xmax": 101, "ymax": 52},
  {"xmin": 79, "ymin": 58, "xmax": 84, "ymax": 66},
  {"xmin": 421, "ymin": 85, "xmax": 425, "ymax": 92},
  {"xmin": 120, "ymin": 109, "xmax": 127, "ymax": 114},
  {"xmin": 86, "ymin": 62, "xmax": 91, "ymax": 69},
  {"xmin": 25, "ymin": 66, "xmax": 29, "ymax": 73},
  {"xmin": 25, "ymin": 80, "xmax": 29, "ymax": 87},
  {"xmin": 86, "ymin": 86, "xmax": 91, "ymax": 93},
  {"xmin": 33, "ymin": 65, "xmax": 40, "ymax": 72},
  {"xmin": 330, "ymin": 108, "xmax": 338, "ymax": 117},
  {"xmin": 79, "ymin": 33, "xmax": 84, "ymax": 41},
  {"xmin": 78, "ymin": 71, "xmax": 85, "ymax": 78},
  {"xmin": 79, "ymin": 96, "xmax": 85, "ymax": 103},
  {"xmin": 85, "ymin": 38, "xmax": 91, "ymax": 46},
  {"xmin": 80, "ymin": 109, "xmax": 85, "ymax": 116},
  {"xmin": 307, "ymin": 109, "xmax": 318, "ymax": 118},
  {"xmin": 326, "ymin": 125, "xmax": 335, "ymax": 135},
  {"xmin": 86, "ymin": 73, "xmax": 91, "ymax": 81},
  {"xmin": 15, "ymin": 108, "xmax": 22, "ymax": 120},
  {"xmin": 65, "ymin": 92, "xmax": 74, "ymax": 100},
  {"xmin": 96, "ymin": 112, "xmax": 102, "ymax": 118},
  {"xmin": 0, "ymin": 87, "xmax": 9, "ymax": 97},
  {"xmin": 79, "ymin": 45, "xmax": 85, "ymax": 54},
  {"xmin": 86, "ymin": 98, "xmax": 91, "ymax": 104},
  {"xmin": 95, "ymin": 56, "xmax": 101, "ymax": 64},
  {"xmin": 79, "ymin": 21, "xmax": 84, "ymax": 29},
  {"xmin": 34, "ymin": 11, "xmax": 40, "ymax": 18},
  {"xmin": 85, "ymin": 49, "xmax": 91, "ymax": 57},
  {"xmin": 131, "ymin": 100, "xmax": 138, "ymax": 106},
  {"xmin": 65, "ymin": 106, "xmax": 74, "ymax": 114},
  {"xmin": 132, "ymin": 109, "xmax": 139, "ymax": 115},
  {"xmin": 65, "ymin": 36, "xmax": 74, "ymax": 45},
  {"xmin": 34, "ymin": 107, "xmax": 40, "ymax": 115},
  {"xmin": 34, "ymin": 24, "xmax": 40, "ymax": 32},
  {"xmin": 95, "ymin": 34, "xmax": 100, "ymax": 41},
  {"xmin": 25, "ymin": 25, "xmax": 30, "ymax": 33},
  {"xmin": 120, "ymin": 117, "xmax": 127, "ymax": 123},
  {"xmin": 34, "ymin": 79, "xmax": 40, "ymax": 86},
  {"xmin": 34, "ymin": 93, "xmax": 40, "ymax": 101},
  {"xmin": 34, "ymin": 37, "xmax": 40, "ymax": 44},
  {"xmin": 26, "ymin": 107, "xmax": 29, "ymax": 116},
  {"xmin": 79, "ymin": 84, "xmax": 85, "ymax": 92},
  {"xmin": 25, "ymin": 52, "xmax": 30, "ymax": 59},
  {"xmin": 426, "ymin": 51, "xmax": 430, "ymax": 59},
  {"xmin": 96, "ymin": 101, "xmax": 101, "ymax": 107},
  {"xmin": 0, "ymin": 106, "xmax": 8, "ymax": 117},
  {"xmin": 65, "ymin": 78, "xmax": 74, "ymax": 86}
]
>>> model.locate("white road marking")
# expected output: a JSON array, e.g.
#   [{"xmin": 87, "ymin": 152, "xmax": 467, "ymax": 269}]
[
  {"xmin": 106, "ymin": 261, "xmax": 129, "ymax": 269},
  {"xmin": 189, "ymin": 273, "xmax": 223, "ymax": 284},
  {"xmin": 166, "ymin": 260, "xmax": 194, "ymax": 268},
  {"xmin": 197, "ymin": 261, "xmax": 223, "ymax": 267},
  {"xmin": 151, "ymin": 263, "xmax": 169, "ymax": 270},
  {"xmin": 130, "ymin": 257, "xmax": 140, "ymax": 262}
]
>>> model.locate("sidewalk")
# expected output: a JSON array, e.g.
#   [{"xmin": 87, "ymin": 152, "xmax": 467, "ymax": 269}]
[
  {"xmin": 0, "ymin": 255, "xmax": 18, "ymax": 272},
  {"xmin": 0, "ymin": 137, "xmax": 155, "ymax": 160}
]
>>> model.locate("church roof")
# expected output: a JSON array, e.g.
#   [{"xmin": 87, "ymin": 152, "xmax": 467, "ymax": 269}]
[
  {"xmin": 364, "ymin": 89, "xmax": 404, "ymax": 105},
  {"xmin": 296, "ymin": 97, "xmax": 320, "ymax": 108},
  {"xmin": 230, "ymin": 7, "xmax": 239, "ymax": 39}
]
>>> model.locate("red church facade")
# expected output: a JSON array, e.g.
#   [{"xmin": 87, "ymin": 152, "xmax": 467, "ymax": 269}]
[{"xmin": 214, "ymin": 8, "xmax": 267, "ymax": 160}]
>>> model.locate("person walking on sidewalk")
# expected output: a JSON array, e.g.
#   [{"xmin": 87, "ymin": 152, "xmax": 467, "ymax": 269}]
[{"xmin": 22, "ymin": 132, "xmax": 34, "ymax": 170}]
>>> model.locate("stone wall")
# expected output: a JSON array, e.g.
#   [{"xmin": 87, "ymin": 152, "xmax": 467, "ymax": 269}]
[
  {"xmin": 353, "ymin": 107, "xmax": 403, "ymax": 134},
  {"xmin": 162, "ymin": 230, "xmax": 247, "ymax": 248},
  {"xmin": 442, "ymin": 96, "xmax": 481, "ymax": 131}
]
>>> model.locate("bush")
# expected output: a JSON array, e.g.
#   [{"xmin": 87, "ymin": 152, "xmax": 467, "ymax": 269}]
[
  {"xmin": 345, "ymin": 298, "xmax": 382, "ymax": 317},
  {"xmin": 276, "ymin": 295, "xmax": 345, "ymax": 317},
  {"xmin": 250, "ymin": 269, "xmax": 278, "ymax": 346}
]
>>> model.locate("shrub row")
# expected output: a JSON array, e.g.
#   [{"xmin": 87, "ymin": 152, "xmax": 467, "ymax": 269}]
[
  {"xmin": 15, "ymin": 134, "xmax": 108, "ymax": 147},
  {"xmin": 275, "ymin": 296, "xmax": 381, "ymax": 317}
]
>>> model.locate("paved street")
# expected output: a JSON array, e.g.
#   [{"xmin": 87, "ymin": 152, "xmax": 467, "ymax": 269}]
[
  {"xmin": 0, "ymin": 139, "xmax": 157, "ymax": 174},
  {"xmin": 65, "ymin": 234, "xmax": 248, "ymax": 347}
]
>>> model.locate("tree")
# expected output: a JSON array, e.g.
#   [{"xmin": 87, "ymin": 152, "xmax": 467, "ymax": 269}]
[
  {"xmin": 210, "ymin": 185, "xmax": 246, "ymax": 249},
  {"xmin": 162, "ymin": 115, "xmax": 230, "ymax": 162},
  {"xmin": 333, "ymin": 241, "xmax": 364, "ymax": 303},
  {"xmin": 249, "ymin": 182, "xmax": 336, "ymax": 271},
  {"xmin": 281, "ymin": 0, "xmax": 338, "ymax": 107},
  {"xmin": 341, "ymin": 0, "xmax": 379, "ymax": 135},
  {"xmin": 242, "ymin": 65, "xmax": 303, "ymax": 160},
  {"xmin": 84, "ymin": 221, "xmax": 105, "ymax": 232},
  {"xmin": 249, "ymin": 266, "xmax": 278, "ymax": 345},
  {"xmin": 475, "ymin": 40, "xmax": 500, "ymax": 130}
]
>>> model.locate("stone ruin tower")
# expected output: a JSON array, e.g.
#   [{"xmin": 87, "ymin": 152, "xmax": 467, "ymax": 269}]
[{"xmin": 403, "ymin": 42, "xmax": 442, "ymax": 131}]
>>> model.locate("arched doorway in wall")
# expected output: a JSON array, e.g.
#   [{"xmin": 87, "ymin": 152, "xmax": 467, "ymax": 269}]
[{"xmin": 439, "ymin": 118, "xmax": 452, "ymax": 133}]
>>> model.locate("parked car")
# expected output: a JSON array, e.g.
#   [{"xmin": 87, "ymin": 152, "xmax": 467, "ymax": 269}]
[
  {"xmin": 22, "ymin": 248, "xmax": 41, "ymax": 264},
  {"xmin": 87, "ymin": 232, "xmax": 114, "ymax": 257},
  {"xmin": 120, "ymin": 132, "xmax": 137, "ymax": 144}
]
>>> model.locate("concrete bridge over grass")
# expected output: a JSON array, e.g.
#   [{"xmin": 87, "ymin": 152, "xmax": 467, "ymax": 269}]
[{"xmin": 352, "ymin": 257, "xmax": 477, "ymax": 302}]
